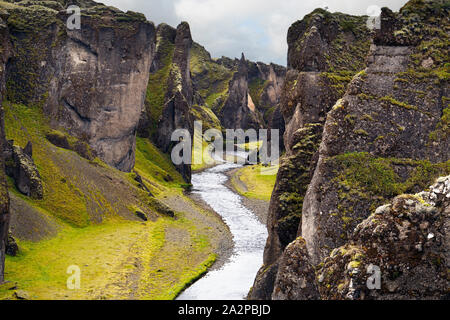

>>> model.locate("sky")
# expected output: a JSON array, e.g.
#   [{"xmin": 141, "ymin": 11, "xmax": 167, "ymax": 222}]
[{"xmin": 101, "ymin": 0, "xmax": 408, "ymax": 66}]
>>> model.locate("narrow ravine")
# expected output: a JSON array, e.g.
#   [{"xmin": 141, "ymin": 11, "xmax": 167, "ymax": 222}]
[{"xmin": 178, "ymin": 157, "xmax": 268, "ymax": 300}]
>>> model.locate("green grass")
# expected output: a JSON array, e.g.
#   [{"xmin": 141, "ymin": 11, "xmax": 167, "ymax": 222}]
[
  {"xmin": 231, "ymin": 164, "xmax": 278, "ymax": 202},
  {"xmin": 190, "ymin": 104, "xmax": 222, "ymax": 132},
  {"xmin": 191, "ymin": 129, "xmax": 217, "ymax": 172},
  {"xmin": 236, "ymin": 140, "xmax": 263, "ymax": 152},
  {"xmin": 0, "ymin": 214, "xmax": 217, "ymax": 300},
  {"xmin": 1, "ymin": 102, "xmax": 224, "ymax": 300},
  {"xmin": 134, "ymin": 137, "xmax": 184, "ymax": 192},
  {"xmin": 4, "ymin": 102, "xmax": 90, "ymax": 227},
  {"xmin": 190, "ymin": 43, "xmax": 233, "ymax": 111},
  {"xmin": 144, "ymin": 39, "xmax": 175, "ymax": 138}
]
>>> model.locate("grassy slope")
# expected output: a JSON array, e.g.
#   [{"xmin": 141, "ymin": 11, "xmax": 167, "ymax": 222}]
[
  {"xmin": 0, "ymin": 102, "xmax": 222, "ymax": 300},
  {"xmin": 231, "ymin": 164, "xmax": 278, "ymax": 202},
  {"xmin": 191, "ymin": 129, "xmax": 218, "ymax": 172},
  {"xmin": 190, "ymin": 43, "xmax": 234, "ymax": 112}
]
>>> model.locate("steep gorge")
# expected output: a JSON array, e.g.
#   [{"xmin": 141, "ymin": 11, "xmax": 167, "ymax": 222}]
[{"xmin": 0, "ymin": 0, "xmax": 285, "ymax": 294}]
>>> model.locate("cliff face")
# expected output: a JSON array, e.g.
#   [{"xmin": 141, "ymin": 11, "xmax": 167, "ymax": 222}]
[
  {"xmin": 252, "ymin": 0, "xmax": 449, "ymax": 300},
  {"xmin": 138, "ymin": 22, "xmax": 194, "ymax": 182},
  {"xmin": 250, "ymin": 9, "xmax": 372, "ymax": 300},
  {"xmin": 219, "ymin": 54, "xmax": 263, "ymax": 130},
  {"xmin": 248, "ymin": 61, "xmax": 286, "ymax": 125},
  {"xmin": 302, "ymin": 3, "xmax": 449, "ymax": 266},
  {"xmin": 156, "ymin": 22, "xmax": 194, "ymax": 182},
  {"xmin": 0, "ymin": 17, "xmax": 12, "ymax": 284},
  {"xmin": 4, "ymin": 1, "xmax": 156, "ymax": 172},
  {"xmin": 190, "ymin": 44, "xmax": 286, "ymax": 131}
]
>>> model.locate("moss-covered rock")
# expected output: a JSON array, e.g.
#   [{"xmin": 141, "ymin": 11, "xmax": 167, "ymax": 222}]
[
  {"xmin": 318, "ymin": 176, "xmax": 449, "ymax": 300},
  {"xmin": 1, "ymin": 0, "xmax": 156, "ymax": 173},
  {"xmin": 4, "ymin": 141, "xmax": 43, "ymax": 199},
  {"xmin": 0, "ymin": 16, "xmax": 12, "ymax": 284},
  {"xmin": 45, "ymin": 129, "xmax": 96, "ymax": 161}
]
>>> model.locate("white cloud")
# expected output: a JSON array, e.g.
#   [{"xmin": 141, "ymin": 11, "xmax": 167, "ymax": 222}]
[{"xmin": 101, "ymin": 0, "xmax": 409, "ymax": 65}]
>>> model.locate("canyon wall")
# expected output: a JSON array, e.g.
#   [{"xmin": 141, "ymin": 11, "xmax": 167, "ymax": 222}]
[
  {"xmin": 155, "ymin": 22, "xmax": 194, "ymax": 182},
  {"xmin": 0, "ymin": 16, "xmax": 12, "ymax": 284},
  {"xmin": 4, "ymin": 0, "xmax": 155, "ymax": 172},
  {"xmin": 190, "ymin": 44, "xmax": 286, "ymax": 131},
  {"xmin": 252, "ymin": 0, "xmax": 449, "ymax": 300},
  {"xmin": 250, "ymin": 9, "xmax": 372, "ymax": 299},
  {"xmin": 219, "ymin": 53, "xmax": 263, "ymax": 130}
]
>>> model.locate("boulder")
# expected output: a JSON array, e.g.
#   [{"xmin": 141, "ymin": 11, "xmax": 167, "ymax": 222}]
[
  {"xmin": 318, "ymin": 176, "xmax": 450, "ymax": 300},
  {"xmin": 5, "ymin": 142, "xmax": 43, "ymax": 200},
  {"xmin": 6, "ymin": 231, "xmax": 18, "ymax": 257},
  {"xmin": 272, "ymin": 238, "xmax": 320, "ymax": 300}
]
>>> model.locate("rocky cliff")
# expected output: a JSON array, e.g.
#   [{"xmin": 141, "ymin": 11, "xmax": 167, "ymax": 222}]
[
  {"xmin": 219, "ymin": 53, "xmax": 263, "ymax": 130},
  {"xmin": 251, "ymin": 0, "xmax": 449, "ymax": 300},
  {"xmin": 3, "ymin": 0, "xmax": 155, "ymax": 172},
  {"xmin": 250, "ymin": 9, "xmax": 372, "ymax": 299},
  {"xmin": 138, "ymin": 22, "xmax": 194, "ymax": 182},
  {"xmin": 156, "ymin": 22, "xmax": 194, "ymax": 182},
  {"xmin": 190, "ymin": 44, "xmax": 286, "ymax": 131},
  {"xmin": 0, "ymin": 16, "xmax": 12, "ymax": 284},
  {"xmin": 317, "ymin": 176, "xmax": 449, "ymax": 300}
]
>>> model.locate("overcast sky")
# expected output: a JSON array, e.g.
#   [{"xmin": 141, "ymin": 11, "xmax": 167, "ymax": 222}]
[{"xmin": 101, "ymin": 0, "xmax": 408, "ymax": 65}]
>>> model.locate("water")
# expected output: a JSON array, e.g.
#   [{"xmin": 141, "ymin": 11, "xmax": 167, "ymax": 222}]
[{"xmin": 178, "ymin": 158, "xmax": 268, "ymax": 300}]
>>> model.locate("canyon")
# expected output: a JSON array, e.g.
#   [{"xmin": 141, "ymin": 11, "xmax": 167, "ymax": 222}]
[{"xmin": 0, "ymin": 0, "xmax": 448, "ymax": 301}]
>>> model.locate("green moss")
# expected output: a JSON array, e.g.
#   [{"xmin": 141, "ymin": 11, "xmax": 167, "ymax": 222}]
[
  {"xmin": 348, "ymin": 261, "xmax": 361, "ymax": 269},
  {"xmin": 358, "ymin": 93, "xmax": 377, "ymax": 101},
  {"xmin": 345, "ymin": 114, "xmax": 357, "ymax": 125},
  {"xmin": 321, "ymin": 71, "xmax": 355, "ymax": 97},
  {"xmin": 354, "ymin": 129, "xmax": 369, "ymax": 136},
  {"xmin": 143, "ymin": 38, "xmax": 175, "ymax": 139},
  {"xmin": 379, "ymin": 95, "xmax": 419, "ymax": 111},
  {"xmin": 248, "ymin": 78, "xmax": 269, "ymax": 110},
  {"xmin": 190, "ymin": 43, "xmax": 234, "ymax": 112},
  {"xmin": 429, "ymin": 106, "xmax": 449, "ymax": 142},
  {"xmin": 2, "ymin": 3, "xmax": 60, "ymax": 33},
  {"xmin": 333, "ymin": 152, "xmax": 450, "ymax": 198},
  {"xmin": 361, "ymin": 114, "xmax": 375, "ymax": 122}
]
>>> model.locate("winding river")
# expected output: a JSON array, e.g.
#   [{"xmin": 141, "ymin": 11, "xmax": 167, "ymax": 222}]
[{"xmin": 178, "ymin": 157, "xmax": 268, "ymax": 300}]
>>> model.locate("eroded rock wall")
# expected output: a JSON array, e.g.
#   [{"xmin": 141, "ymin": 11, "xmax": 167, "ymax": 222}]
[
  {"xmin": 0, "ymin": 16, "xmax": 12, "ymax": 284},
  {"xmin": 155, "ymin": 22, "xmax": 194, "ymax": 182},
  {"xmin": 318, "ymin": 176, "xmax": 449, "ymax": 300},
  {"xmin": 4, "ymin": 1, "xmax": 156, "ymax": 172},
  {"xmin": 302, "ymin": 4, "xmax": 449, "ymax": 266},
  {"xmin": 250, "ymin": 9, "xmax": 371, "ymax": 300},
  {"xmin": 219, "ymin": 54, "xmax": 264, "ymax": 130},
  {"xmin": 253, "ymin": 0, "xmax": 449, "ymax": 300}
]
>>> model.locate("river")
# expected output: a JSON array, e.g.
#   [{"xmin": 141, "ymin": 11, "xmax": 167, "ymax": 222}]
[{"xmin": 178, "ymin": 157, "xmax": 268, "ymax": 300}]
